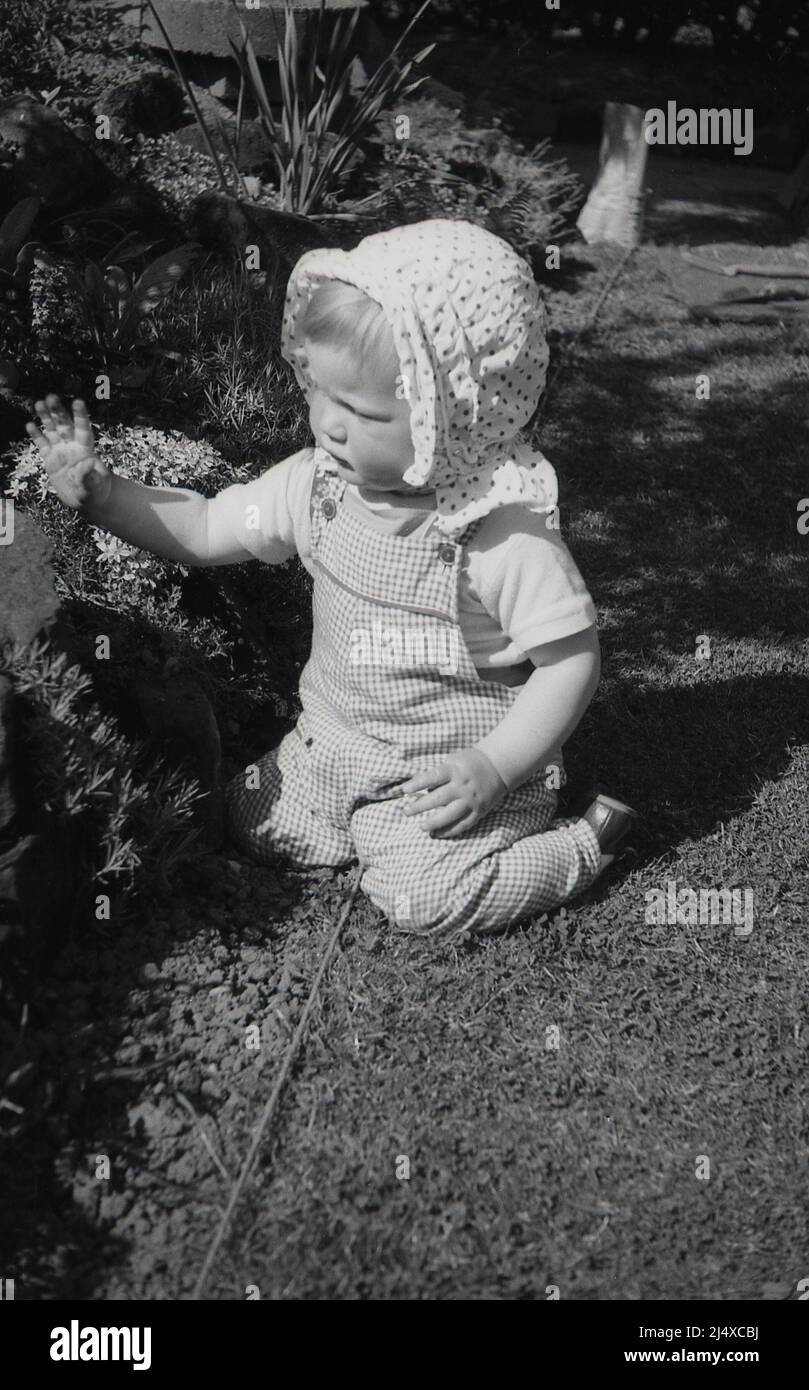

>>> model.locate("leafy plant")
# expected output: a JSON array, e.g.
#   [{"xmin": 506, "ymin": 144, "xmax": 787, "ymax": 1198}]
[
  {"xmin": 32, "ymin": 242, "xmax": 197, "ymax": 388},
  {"xmin": 377, "ymin": 97, "xmax": 581, "ymax": 258},
  {"xmin": 4, "ymin": 419, "xmax": 308, "ymax": 715},
  {"xmin": 0, "ymin": 634, "xmax": 205, "ymax": 914},
  {"xmin": 7, "ymin": 424, "xmax": 225, "ymax": 620},
  {"xmin": 145, "ymin": 259, "xmax": 307, "ymax": 463},
  {"xmin": 226, "ymin": 0, "xmax": 435, "ymax": 214},
  {"xmin": 138, "ymin": 0, "xmax": 436, "ymax": 214}
]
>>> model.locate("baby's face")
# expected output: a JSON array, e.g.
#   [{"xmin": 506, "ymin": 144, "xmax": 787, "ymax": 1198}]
[{"xmin": 301, "ymin": 338, "xmax": 421, "ymax": 494}]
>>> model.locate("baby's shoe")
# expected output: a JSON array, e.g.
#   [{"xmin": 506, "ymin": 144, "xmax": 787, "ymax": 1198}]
[{"xmin": 581, "ymin": 792, "xmax": 639, "ymax": 870}]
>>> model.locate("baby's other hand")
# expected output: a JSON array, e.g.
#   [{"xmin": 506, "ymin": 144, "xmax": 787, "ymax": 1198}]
[
  {"xmin": 26, "ymin": 395, "xmax": 112, "ymax": 511},
  {"xmin": 398, "ymin": 747, "xmax": 507, "ymax": 838}
]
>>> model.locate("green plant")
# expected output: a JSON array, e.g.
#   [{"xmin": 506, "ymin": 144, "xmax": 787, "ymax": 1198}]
[
  {"xmin": 32, "ymin": 243, "xmax": 197, "ymax": 389},
  {"xmin": 3, "ymin": 418, "xmax": 309, "ymax": 718},
  {"xmin": 377, "ymin": 98, "xmax": 581, "ymax": 256},
  {"xmin": 227, "ymin": 0, "xmax": 435, "ymax": 214},
  {"xmin": 0, "ymin": 635, "xmax": 204, "ymax": 915},
  {"xmin": 7, "ymin": 424, "xmax": 226, "ymax": 618},
  {"xmin": 0, "ymin": 0, "xmax": 64, "ymax": 99},
  {"xmin": 144, "ymin": 260, "xmax": 308, "ymax": 462}
]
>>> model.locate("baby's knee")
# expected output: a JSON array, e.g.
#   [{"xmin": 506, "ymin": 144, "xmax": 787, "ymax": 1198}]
[
  {"xmin": 223, "ymin": 757, "xmax": 280, "ymax": 858},
  {"xmin": 384, "ymin": 861, "xmax": 487, "ymax": 938}
]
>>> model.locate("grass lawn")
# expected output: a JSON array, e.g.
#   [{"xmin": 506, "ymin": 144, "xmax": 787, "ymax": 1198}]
[{"xmin": 6, "ymin": 226, "xmax": 808, "ymax": 1300}]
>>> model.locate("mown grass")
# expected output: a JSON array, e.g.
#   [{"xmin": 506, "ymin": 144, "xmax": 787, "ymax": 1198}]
[{"xmin": 123, "ymin": 239, "xmax": 808, "ymax": 1301}]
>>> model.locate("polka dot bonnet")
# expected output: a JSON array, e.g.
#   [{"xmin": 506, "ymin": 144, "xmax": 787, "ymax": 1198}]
[{"xmin": 281, "ymin": 218, "xmax": 558, "ymax": 535}]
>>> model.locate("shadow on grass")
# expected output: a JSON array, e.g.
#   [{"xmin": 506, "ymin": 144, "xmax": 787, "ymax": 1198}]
[
  {"xmin": 544, "ymin": 334, "xmax": 808, "ymax": 640},
  {"xmin": 566, "ymin": 669, "xmax": 809, "ymax": 858},
  {"xmin": 542, "ymin": 316, "xmax": 807, "ymax": 866}
]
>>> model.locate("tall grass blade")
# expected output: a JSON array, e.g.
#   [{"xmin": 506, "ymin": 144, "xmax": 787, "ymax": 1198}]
[{"xmin": 142, "ymin": 0, "xmax": 236, "ymax": 195}]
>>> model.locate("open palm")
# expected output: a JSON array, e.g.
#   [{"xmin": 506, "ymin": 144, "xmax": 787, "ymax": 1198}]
[{"xmin": 26, "ymin": 395, "xmax": 112, "ymax": 510}]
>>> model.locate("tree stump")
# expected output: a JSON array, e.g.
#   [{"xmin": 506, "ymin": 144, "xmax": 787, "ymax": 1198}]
[{"xmin": 577, "ymin": 101, "xmax": 648, "ymax": 249}]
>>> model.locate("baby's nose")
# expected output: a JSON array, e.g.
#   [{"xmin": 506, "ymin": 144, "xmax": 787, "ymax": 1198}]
[
  {"xmin": 319, "ymin": 406, "xmax": 347, "ymax": 443},
  {"xmin": 310, "ymin": 395, "xmax": 345, "ymax": 439}
]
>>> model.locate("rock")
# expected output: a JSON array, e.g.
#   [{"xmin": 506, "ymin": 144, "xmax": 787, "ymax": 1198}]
[
  {"xmin": 96, "ymin": 68, "xmax": 186, "ymax": 138},
  {"xmin": 0, "ymin": 98, "xmax": 117, "ymax": 215},
  {"xmin": 0, "ymin": 509, "xmax": 60, "ymax": 648},
  {"xmin": 171, "ymin": 117, "xmax": 274, "ymax": 175},
  {"xmin": 187, "ymin": 190, "xmax": 337, "ymax": 268},
  {"xmin": 124, "ymin": 0, "xmax": 372, "ymax": 61},
  {"xmin": 418, "ymin": 78, "xmax": 468, "ymax": 117}
]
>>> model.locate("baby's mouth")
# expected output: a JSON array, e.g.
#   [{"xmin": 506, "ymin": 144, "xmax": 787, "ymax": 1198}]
[{"xmin": 324, "ymin": 447, "xmax": 351, "ymax": 469}]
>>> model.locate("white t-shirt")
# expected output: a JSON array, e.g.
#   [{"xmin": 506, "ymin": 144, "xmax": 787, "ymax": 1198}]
[{"xmin": 206, "ymin": 448, "xmax": 596, "ymax": 669}]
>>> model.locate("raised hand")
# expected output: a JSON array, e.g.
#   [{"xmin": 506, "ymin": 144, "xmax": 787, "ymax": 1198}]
[{"xmin": 26, "ymin": 395, "xmax": 112, "ymax": 511}]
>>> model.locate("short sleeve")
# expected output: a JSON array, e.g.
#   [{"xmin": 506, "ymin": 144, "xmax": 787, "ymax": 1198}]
[
  {"xmin": 205, "ymin": 447, "xmax": 316, "ymax": 569},
  {"xmin": 467, "ymin": 504, "xmax": 597, "ymax": 651}
]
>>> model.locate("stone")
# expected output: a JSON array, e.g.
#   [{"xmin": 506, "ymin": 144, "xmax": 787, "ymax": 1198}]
[
  {"xmin": 187, "ymin": 190, "xmax": 337, "ymax": 267},
  {"xmin": 171, "ymin": 116, "xmax": 273, "ymax": 175},
  {"xmin": 123, "ymin": 0, "xmax": 371, "ymax": 60},
  {"xmin": 0, "ymin": 98, "xmax": 117, "ymax": 216},
  {"xmin": 96, "ymin": 68, "xmax": 186, "ymax": 137},
  {"xmin": 417, "ymin": 78, "xmax": 467, "ymax": 118},
  {"xmin": 0, "ymin": 509, "xmax": 60, "ymax": 648}
]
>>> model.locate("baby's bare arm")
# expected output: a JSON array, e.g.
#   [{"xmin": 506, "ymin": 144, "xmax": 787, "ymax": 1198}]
[
  {"xmin": 474, "ymin": 626, "xmax": 602, "ymax": 790},
  {"xmin": 397, "ymin": 626, "xmax": 601, "ymax": 838},
  {"xmin": 81, "ymin": 473, "xmax": 214, "ymax": 566},
  {"xmin": 28, "ymin": 395, "xmax": 243, "ymax": 566}
]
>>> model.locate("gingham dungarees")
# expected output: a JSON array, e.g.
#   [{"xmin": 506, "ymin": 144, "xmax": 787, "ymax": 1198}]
[{"xmin": 225, "ymin": 464, "xmax": 601, "ymax": 941}]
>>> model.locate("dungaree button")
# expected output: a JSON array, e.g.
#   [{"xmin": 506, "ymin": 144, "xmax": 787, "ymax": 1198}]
[
  {"xmin": 321, "ymin": 497, "xmax": 337, "ymax": 520},
  {"xmin": 438, "ymin": 543, "xmax": 455, "ymax": 565}
]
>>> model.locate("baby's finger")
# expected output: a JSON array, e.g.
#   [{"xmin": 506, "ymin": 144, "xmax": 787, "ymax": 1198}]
[
  {"xmin": 402, "ymin": 784, "xmax": 457, "ymax": 816},
  {"xmin": 33, "ymin": 399, "xmax": 60, "ymax": 441},
  {"xmin": 399, "ymin": 764, "xmax": 451, "ymax": 795},
  {"xmin": 71, "ymin": 399, "xmax": 94, "ymax": 448},
  {"xmin": 423, "ymin": 801, "xmax": 470, "ymax": 836},
  {"xmin": 433, "ymin": 806, "xmax": 478, "ymax": 834},
  {"xmin": 25, "ymin": 421, "xmax": 51, "ymax": 453},
  {"xmin": 45, "ymin": 394, "xmax": 74, "ymax": 436}
]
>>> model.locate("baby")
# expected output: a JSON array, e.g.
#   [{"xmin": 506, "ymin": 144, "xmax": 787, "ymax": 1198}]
[{"xmin": 26, "ymin": 219, "xmax": 636, "ymax": 942}]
